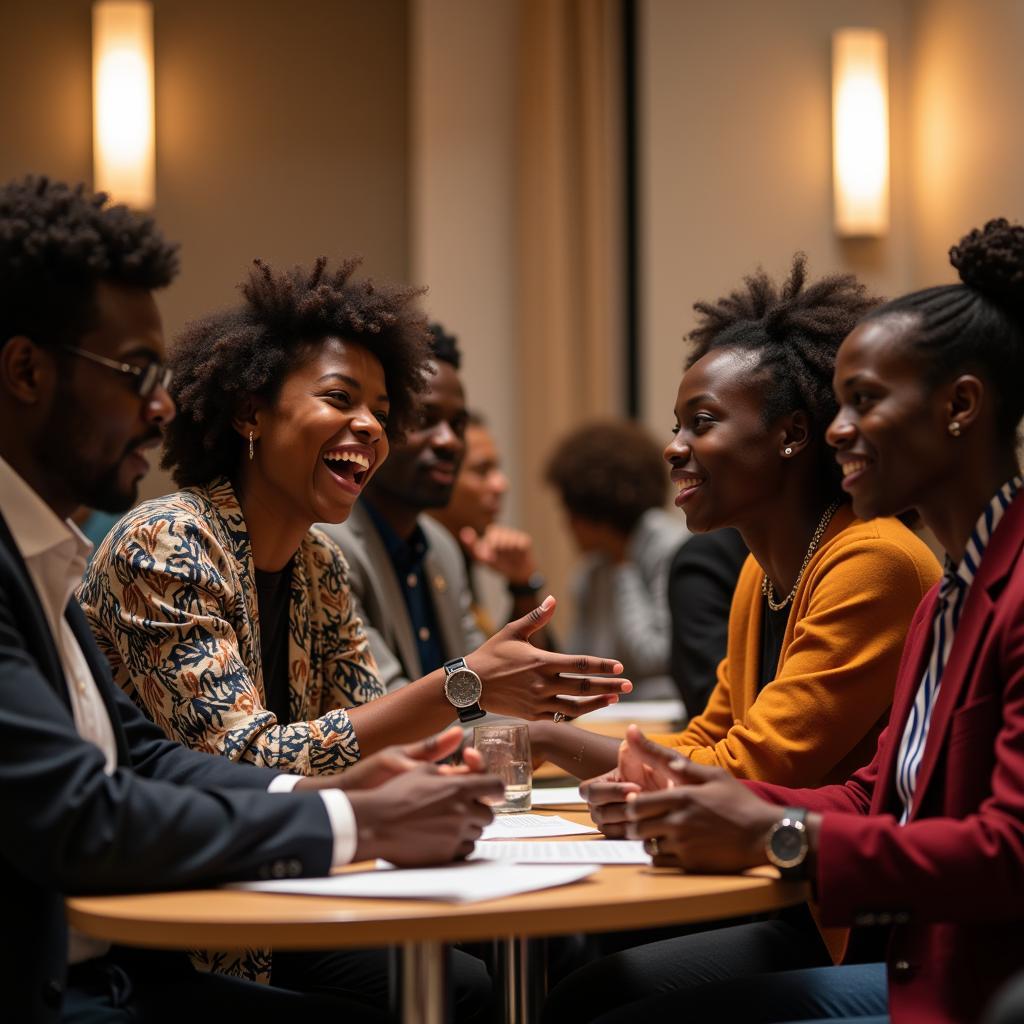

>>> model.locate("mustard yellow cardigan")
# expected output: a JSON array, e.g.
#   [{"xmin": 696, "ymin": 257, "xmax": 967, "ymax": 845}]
[{"xmin": 653, "ymin": 508, "xmax": 940, "ymax": 786}]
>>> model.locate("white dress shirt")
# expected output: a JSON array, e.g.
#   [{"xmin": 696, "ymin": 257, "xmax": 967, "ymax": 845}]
[{"xmin": 0, "ymin": 457, "xmax": 357, "ymax": 964}]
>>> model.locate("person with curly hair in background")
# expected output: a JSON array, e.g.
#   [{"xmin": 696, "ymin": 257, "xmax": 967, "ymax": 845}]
[
  {"xmin": 537, "ymin": 254, "xmax": 941, "ymax": 1024},
  {"xmin": 594, "ymin": 219, "xmax": 1024, "ymax": 1023},
  {"xmin": 79, "ymin": 254, "xmax": 630, "ymax": 1001},
  {"xmin": 544, "ymin": 419, "xmax": 691, "ymax": 698}
]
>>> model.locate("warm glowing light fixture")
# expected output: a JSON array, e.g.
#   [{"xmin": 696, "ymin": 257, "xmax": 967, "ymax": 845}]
[
  {"xmin": 832, "ymin": 29, "xmax": 889, "ymax": 237},
  {"xmin": 92, "ymin": 1, "xmax": 155, "ymax": 208}
]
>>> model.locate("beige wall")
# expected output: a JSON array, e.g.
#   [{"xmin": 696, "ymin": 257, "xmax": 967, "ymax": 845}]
[
  {"xmin": 638, "ymin": 0, "xmax": 916, "ymax": 437},
  {"xmin": 909, "ymin": 0, "xmax": 1024, "ymax": 285},
  {"xmin": 0, "ymin": 0, "xmax": 410, "ymax": 499},
  {"xmin": 409, "ymin": 0, "xmax": 522, "ymax": 523}
]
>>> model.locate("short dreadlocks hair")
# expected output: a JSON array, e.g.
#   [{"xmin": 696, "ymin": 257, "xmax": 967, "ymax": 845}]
[
  {"xmin": 428, "ymin": 322, "xmax": 461, "ymax": 369},
  {"xmin": 163, "ymin": 256, "xmax": 432, "ymax": 487},
  {"xmin": 546, "ymin": 419, "xmax": 668, "ymax": 535},
  {"xmin": 0, "ymin": 175, "xmax": 179, "ymax": 349},
  {"xmin": 863, "ymin": 217, "xmax": 1024, "ymax": 444},
  {"xmin": 686, "ymin": 253, "xmax": 881, "ymax": 500}
]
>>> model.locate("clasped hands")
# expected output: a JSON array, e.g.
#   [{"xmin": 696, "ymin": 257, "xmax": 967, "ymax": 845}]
[{"xmin": 581, "ymin": 724, "xmax": 782, "ymax": 872}]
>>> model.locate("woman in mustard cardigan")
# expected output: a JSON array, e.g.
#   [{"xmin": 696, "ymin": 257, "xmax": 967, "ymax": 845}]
[
  {"xmin": 534, "ymin": 255, "xmax": 939, "ymax": 793},
  {"xmin": 537, "ymin": 257, "xmax": 940, "ymax": 1024}
]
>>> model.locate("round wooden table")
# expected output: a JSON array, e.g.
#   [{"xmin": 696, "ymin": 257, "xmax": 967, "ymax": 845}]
[{"xmin": 67, "ymin": 815, "xmax": 808, "ymax": 1023}]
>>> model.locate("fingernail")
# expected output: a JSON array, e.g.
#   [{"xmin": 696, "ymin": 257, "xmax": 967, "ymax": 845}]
[
  {"xmin": 625, "ymin": 791, "xmax": 637, "ymax": 802},
  {"xmin": 541, "ymin": 595, "xmax": 554, "ymax": 609}
]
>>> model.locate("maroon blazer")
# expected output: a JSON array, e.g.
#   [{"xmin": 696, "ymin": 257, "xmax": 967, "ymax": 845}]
[{"xmin": 747, "ymin": 492, "xmax": 1024, "ymax": 1024}]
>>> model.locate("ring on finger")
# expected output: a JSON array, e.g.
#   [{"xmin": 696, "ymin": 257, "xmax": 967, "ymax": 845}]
[
  {"xmin": 647, "ymin": 837, "xmax": 660, "ymax": 857},
  {"xmin": 553, "ymin": 711, "xmax": 569, "ymax": 724}
]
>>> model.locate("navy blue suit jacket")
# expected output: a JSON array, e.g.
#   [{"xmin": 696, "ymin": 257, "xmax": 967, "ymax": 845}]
[{"xmin": 0, "ymin": 515, "xmax": 334, "ymax": 1022}]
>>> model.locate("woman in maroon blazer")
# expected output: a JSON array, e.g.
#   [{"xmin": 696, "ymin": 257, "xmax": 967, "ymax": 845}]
[{"xmin": 598, "ymin": 217, "xmax": 1024, "ymax": 1024}]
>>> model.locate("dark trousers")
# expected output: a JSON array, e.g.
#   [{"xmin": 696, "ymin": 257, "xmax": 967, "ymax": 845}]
[
  {"xmin": 62, "ymin": 946, "xmax": 492, "ymax": 1023},
  {"xmin": 543, "ymin": 906, "xmax": 841, "ymax": 1024},
  {"xmin": 593, "ymin": 963, "xmax": 888, "ymax": 1024}
]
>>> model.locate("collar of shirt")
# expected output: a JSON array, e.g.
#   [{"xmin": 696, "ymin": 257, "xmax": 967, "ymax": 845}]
[
  {"xmin": 0, "ymin": 456, "xmax": 92, "ymax": 621},
  {"xmin": 362, "ymin": 498, "xmax": 431, "ymax": 574},
  {"xmin": 940, "ymin": 474, "xmax": 1023, "ymax": 601}
]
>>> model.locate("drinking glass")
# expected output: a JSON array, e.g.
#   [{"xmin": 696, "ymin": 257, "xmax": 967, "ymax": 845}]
[{"xmin": 472, "ymin": 723, "xmax": 532, "ymax": 812}]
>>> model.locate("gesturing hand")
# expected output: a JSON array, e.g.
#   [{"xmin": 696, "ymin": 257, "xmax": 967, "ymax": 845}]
[
  {"xmin": 347, "ymin": 768, "xmax": 504, "ymax": 866},
  {"xmin": 623, "ymin": 757, "xmax": 782, "ymax": 872},
  {"xmin": 468, "ymin": 595, "xmax": 632, "ymax": 720}
]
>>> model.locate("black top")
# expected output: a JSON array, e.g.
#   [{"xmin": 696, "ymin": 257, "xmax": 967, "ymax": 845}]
[
  {"xmin": 759, "ymin": 596, "xmax": 791, "ymax": 690},
  {"xmin": 255, "ymin": 560, "xmax": 294, "ymax": 724},
  {"xmin": 668, "ymin": 528, "xmax": 749, "ymax": 717}
]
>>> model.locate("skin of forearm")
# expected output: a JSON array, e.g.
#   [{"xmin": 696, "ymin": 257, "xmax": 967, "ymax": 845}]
[
  {"xmin": 345, "ymin": 669, "xmax": 457, "ymax": 754},
  {"xmin": 533, "ymin": 722, "xmax": 620, "ymax": 778}
]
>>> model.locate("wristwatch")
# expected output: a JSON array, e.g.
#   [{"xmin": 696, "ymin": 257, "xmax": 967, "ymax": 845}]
[
  {"xmin": 765, "ymin": 807, "xmax": 809, "ymax": 879},
  {"xmin": 508, "ymin": 572, "xmax": 545, "ymax": 598},
  {"xmin": 442, "ymin": 657, "xmax": 485, "ymax": 722}
]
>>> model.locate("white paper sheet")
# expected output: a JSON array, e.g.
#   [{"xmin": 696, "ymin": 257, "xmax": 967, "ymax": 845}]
[
  {"xmin": 480, "ymin": 814, "xmax": 597, "ymax": 840},
  {"xmin": 468, "ymin": 840, "xmax": 650, "ymax": 865},
  {"xmin": 229, "ymin": 862, "xmax": 599, "ymax": 903},
  {"xmin": 584, "ymin": 699, "xmax": 684, "ymax": 722},
  {"xmin": 530, "ymin": 786, "xmax": 585, "ymax": 807}
]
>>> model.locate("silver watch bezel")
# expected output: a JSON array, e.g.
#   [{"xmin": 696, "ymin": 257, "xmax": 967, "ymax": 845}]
[
  {"xmin": 443, "ymin": 667, "xmax": 482, "ymax": 709},
  {"xmin": 765, "ymin": 813, "xmax": 809, "ymax": 871}
]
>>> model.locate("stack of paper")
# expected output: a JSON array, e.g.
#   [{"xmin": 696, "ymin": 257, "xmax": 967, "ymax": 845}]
[{"xmin": 469, "ymin": 841, "xmax": 650, "ymax": 865}]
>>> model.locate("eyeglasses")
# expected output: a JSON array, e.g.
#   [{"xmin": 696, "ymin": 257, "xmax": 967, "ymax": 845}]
[{"xmin": 58, "ymin": 345, "xmax": 172, "ymax": 398}]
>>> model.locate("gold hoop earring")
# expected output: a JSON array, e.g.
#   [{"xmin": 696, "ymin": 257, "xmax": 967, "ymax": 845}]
[
  {"xmin": 249, "ymin": 431, "xmax": 255, "ymax": 460},
  {"xmin": 948, "ymin": 421, "xmax": 961, "ymax": 437}
]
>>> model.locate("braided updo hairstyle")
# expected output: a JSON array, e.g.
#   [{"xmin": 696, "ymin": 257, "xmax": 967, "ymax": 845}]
[
  {"xmin": 163, "ymin": 256, "xmax": 432, "ymax": 488},
  {"xmin": 686, "ymin": 253, "xmax": 881, "ymax": 500},
  {"xmin": 864, "ymin": 218, "xmax": 1024, "ymax": 442}
]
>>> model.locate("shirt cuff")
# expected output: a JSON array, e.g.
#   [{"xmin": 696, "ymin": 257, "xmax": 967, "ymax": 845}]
[
  {"xmin": 319, "ymin": 789, "xmax": 358, "ymax": 868},
  {"xmin": 267, "ymin": 773, "xmax": 302, "ymax": 793}
]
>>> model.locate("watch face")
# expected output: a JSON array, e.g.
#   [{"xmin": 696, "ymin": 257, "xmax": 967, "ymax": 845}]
[
  {"xmin": 445, "ymin": 669, "xmax": 482, "ymax": 708},
  {"xmin": 771, "ymin": 826, "xmax": 805, "ymax": 866}
]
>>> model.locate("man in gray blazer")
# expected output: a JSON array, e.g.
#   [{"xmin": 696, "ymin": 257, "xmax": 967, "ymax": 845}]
[{"xmin": 323, "ymin": 325, "xmax": 512, "ymax": 691}]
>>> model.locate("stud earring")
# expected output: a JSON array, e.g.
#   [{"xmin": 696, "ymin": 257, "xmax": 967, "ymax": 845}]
[
  {"xmin": 249, "ymin": 431, "xmax": 255, "ymax": 460},
  {"xmin": 784, "ymin": 446, "xmax": 794, "ymax": 456},
  {"xmin": 948, "ymin": 421, "xmax": 961, "ymax": 437}
]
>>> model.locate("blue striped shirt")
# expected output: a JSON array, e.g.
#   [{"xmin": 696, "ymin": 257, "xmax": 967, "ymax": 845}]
[{"xmin": 895, "ymin": 475, "xmax": 1023, "ymax": 824}]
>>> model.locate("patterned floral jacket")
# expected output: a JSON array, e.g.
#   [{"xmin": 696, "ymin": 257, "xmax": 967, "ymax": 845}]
[{"xmin": 78, "ymin": 478, "xmax": 384, "ymax": 982}]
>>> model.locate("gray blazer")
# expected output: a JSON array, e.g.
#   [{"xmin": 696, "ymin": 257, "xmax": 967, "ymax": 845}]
[{"xmin": 319, "ymin": 503, "xmax": 485, "ymax": 691}]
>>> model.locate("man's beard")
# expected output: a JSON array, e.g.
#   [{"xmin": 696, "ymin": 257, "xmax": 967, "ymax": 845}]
[{"xmin": 35, "ymin": 390, "xmax": 153, "ymax": 514}]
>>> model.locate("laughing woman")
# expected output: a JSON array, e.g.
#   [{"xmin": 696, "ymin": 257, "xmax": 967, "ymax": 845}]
[
  {"xmin": 80, "ymin": 257, "xmax": 627, "ymax": 781},
  {"xmin": 78, "ymin": 258, "xmax": 628, "ymax": 994}
]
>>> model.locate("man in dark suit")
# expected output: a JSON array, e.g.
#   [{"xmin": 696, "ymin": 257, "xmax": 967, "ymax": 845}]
[{"xmin": 0, "ymin": 175, "xmax": 501, "ymax": 1023}]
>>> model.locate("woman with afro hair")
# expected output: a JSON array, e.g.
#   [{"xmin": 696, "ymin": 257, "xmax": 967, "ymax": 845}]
[{"xmin": 78, "ymin": 255, "xmax": 629, "ymax": 989}]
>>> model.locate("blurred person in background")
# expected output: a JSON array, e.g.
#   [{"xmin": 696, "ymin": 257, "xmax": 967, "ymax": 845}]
[
  {"xmin": 429, "ymin": 409, "xmax": 551, "ymax": 639},
  {"xmin": 545, "ymin": 419, "xmax": 690, "ymax": 699}
]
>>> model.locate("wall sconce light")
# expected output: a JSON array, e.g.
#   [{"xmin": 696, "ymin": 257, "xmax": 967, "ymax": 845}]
[
  {"xmin": 832, "ymin": 28, "xmax": 889, "ymax": 237},
  {"xmin": 92, "ymin": 1, "xmax": 155, "ymax": 208}
]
